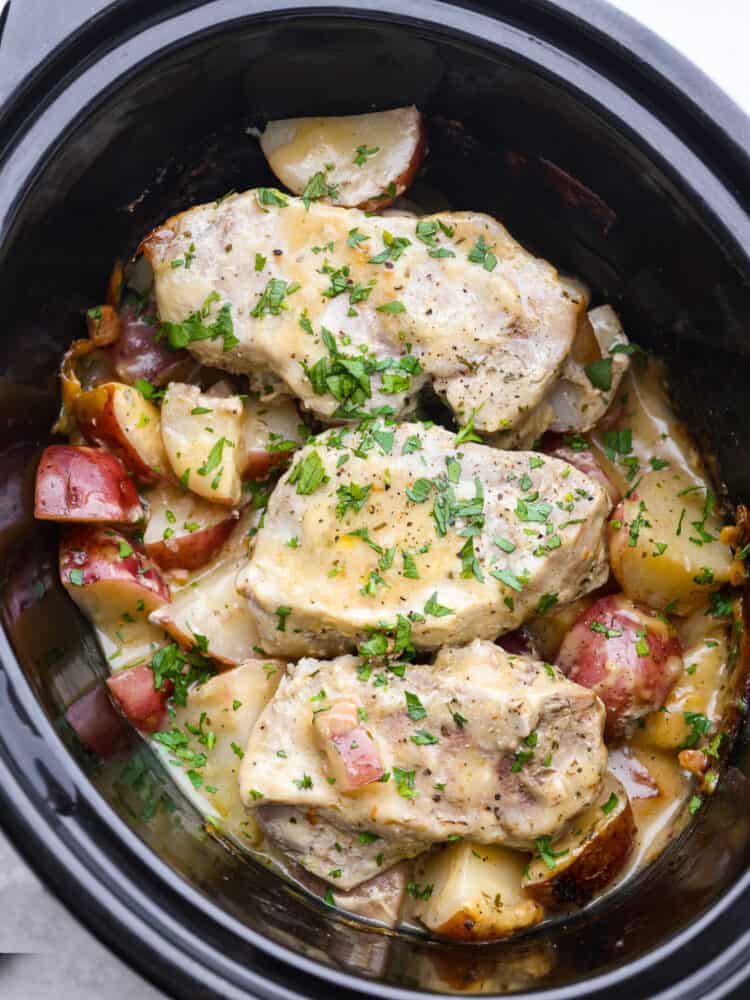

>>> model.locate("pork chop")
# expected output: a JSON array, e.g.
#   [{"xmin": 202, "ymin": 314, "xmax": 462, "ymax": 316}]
[
  {"xmin": 141, "ymin": 191, "xmax": 581, "ymax": 435},
  {"xmin": 237, "ymin": 421, "xmax": 611, "ymax": 658},
  {"xmin": 241, "ymin": 640, "xmax": 607, "ymax": 888}
]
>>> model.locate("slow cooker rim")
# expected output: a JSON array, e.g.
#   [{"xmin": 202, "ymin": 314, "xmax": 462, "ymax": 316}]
[{"xmin": 1, "ymin": 2, "xmax": 750, "ymax": 998}]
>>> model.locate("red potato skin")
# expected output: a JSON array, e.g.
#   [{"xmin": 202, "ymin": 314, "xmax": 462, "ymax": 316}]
[
  {"xmin": 65, "ymin": 683, "xmax": 134, "ymax": 757},
  {"xmin": 551, "ymin": 445, "xmax": 621, "ymax": 505},
  {"xmin": 145, "ymin": 517, "xmax": 238, "ymax": 572},
  {"xmin": 107, "ymin": 664, "xmax": 173, "ymax": 732},
  {"xmin": 556, "ymin": 594, "xmax": 683, "ymax": 737},
  {"xmin": 73, "ymin": 383, "xmax": 162, "ymax": 484},
  {"xmin": 330, "ymin": 726, "xmax": 384, "ymax": 789},
  {"xmin": 111, "ymin": 305, "xmax": 191, "ymax": 386},
  {"xmin": 34, "ymin": 445, "xmax": 143, "ymax": 524},
  {"xmin": 60, "ymin": 526, "xmax": 170, "ymax": 611},
  {"xmin": 358, "ymin": 116, "xmax": 427, "ymax": 213},
  {"xmin": 608, "ymin": 746, "xmax": 660, "ymax": 800},
  {"xmin": 314, "ymin": 699, "xmax": 384, "ymax": 789}
]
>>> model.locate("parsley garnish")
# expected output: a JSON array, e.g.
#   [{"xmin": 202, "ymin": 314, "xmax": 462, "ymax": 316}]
[
  {"xmin": 251, "ymin": 278, "xmax": 300, "ymax": 318},
  {"xmin": 467, "ymin": 233, "xmax": 497, "ymax": 271},
  {"xmin": 405, "ymin": 691, "xmax": 427, "ymax": 721},
  {"xmin": 301, "ymin": 171, "xmax": 339, "ymax": 209},
  {"xmin": 289, "ymin": 450, "xmax": 328, "ymax": 495}
]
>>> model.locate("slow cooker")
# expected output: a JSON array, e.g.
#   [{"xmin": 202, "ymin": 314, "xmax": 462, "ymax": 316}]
[{"xmin": 2, "ymin": 1, "xmax": 750, "ymax": 997}]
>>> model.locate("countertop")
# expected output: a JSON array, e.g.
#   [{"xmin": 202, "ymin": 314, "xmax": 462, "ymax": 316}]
[{"xmin": 0, "ymin": 1, "xmax": 748, "ymax": 998}]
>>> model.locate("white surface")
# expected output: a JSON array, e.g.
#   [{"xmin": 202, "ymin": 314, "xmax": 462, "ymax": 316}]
[{"xmin": 610, "ymin": 0, "xmax": 750, "ymax": 112}]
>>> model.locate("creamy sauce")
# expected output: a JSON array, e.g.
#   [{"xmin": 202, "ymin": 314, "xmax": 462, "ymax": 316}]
[{"xmin": 94, "ymin": 347, "xmax": 736, "ymax": 941}]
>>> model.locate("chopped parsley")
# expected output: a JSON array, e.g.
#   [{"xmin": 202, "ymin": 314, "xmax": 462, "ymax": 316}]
[
  {"xmin": 535, "ymin": 835, "xmax": 569, "ymax": 871},
  {"xmin": 405, "ymin": 691, "xmax": 427, "ymax": 721},
  {"xmin": 289, "ymin": 450, "xmax": 328, "ymax": 495},
  {"xmin": 159, "ymin": 292, "xmax": 237, "ymax": 352},
  {"xmin": 251, "ymin": 278, "xmax": 300, "ymax": 318},
  {"xmin": 467, "ymin": 233, "xmax": 497, "ymax": 271},
  {"xmin": 275, "ymin": 606, "xmax": 292, "ymax": 632},
  {"xmin": 301, "ymin": 171, "xmax": 339, "ymax": 209}
]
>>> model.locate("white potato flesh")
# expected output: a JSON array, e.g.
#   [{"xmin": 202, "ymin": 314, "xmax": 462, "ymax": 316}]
[
  {"xmin": 162, "ymin": 659, "xmax": 284, "ymax": 845},
  {"xmin": 74, "ymin": 381, "xmax": 170, "ymax": 483},
  {"xmin": 411, "ymin": 842, "xmax": 543, "ymax": 941},
  {"xmin": 632, "ymin": 609, "xmax": 731, "ymax": 751},
  {"xmin": 608, "ymin": 470, "xmax": 731, "ymax": 615},
  {"xmin": 590, "ymin": 358, "xmax": 708, "ymax": 495},
  {"xmin": 237, "ymin": 422, "xmax": 611, "ymax": 658},
  {"xmin": 149, "ymin": 510, "xmax": 261, "ymax": 665},
  {"xmin": 143, "ymin": 481, "xmax": 241, "ymax": 571},
  {"xmin": 160, "ymin": 383, "xmax": 244, "ymax": 505},
  {"xmin": 141, "ymin": 192, "xmax": 580, "ymax": 436},
  {"xmin": 242, "ymin": 396, "xmax": 303, "ymax": 478},
  {"xmin": 547, "ymin": 306, "xmax": 630, "ymax": 434},
  {"xmin": 259, "ymin": 106, "xmax": 425, "ymax": 211},
  {"xmin": 241, "ymin": 640, "xmax": 607, "ymax": 855}
]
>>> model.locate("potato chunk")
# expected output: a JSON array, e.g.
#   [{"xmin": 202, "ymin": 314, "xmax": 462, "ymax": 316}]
[
  {"xmin": 608, "ymin": 471, "xmax": 731, "ymax": 615},
  {"xmin": 74, "ymin": 381, "xmax": 169, "ymax": 483},
  {"xmin": 160, "ymin": 383, "xmax": 244, "ymax": 505},
  {"xmin": 522, "ymin": 775, "xmax": 634, "ymax": 906},
  {"xmin": 259, "ymin": 106, "xmax": 425, "ymax": 211},
  {"xmin": 162, "ymin": 658, "xmax": 283, "ymax": 844},
  {"xmin": 633, "ymin": 608, "xmax": 731, "ymax": 752},
  {"xmin": 411, "ymin": 842, "xmax": 543, "ymax": 941}
]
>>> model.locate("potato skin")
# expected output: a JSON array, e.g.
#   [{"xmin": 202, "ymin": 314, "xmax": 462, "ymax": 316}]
[
  {"xmin": 556, "ymin": 593, "xmax": 683, "ymax": 737},
  {"xmin": 524, "ymin": 795, "xmax": 635, "ymax": 907},
  {"xmin": 145, "ymin": 518, "xmax": 237, "ymax": 572},
  {"xmin": 35, "ymin": 445, "xmax": 143, "ymax": 524}
]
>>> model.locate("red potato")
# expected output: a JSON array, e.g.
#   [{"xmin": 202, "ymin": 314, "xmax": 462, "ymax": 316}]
[
  {"xmin": 551, "ymin": 445, "xmax": 621, "ymax": 505},
  {"xmin": 35, "ymin": 445, "xmax": 143, "ymax": 524},
  {"xmin": 242, "ymin": 397, "xmax": 303, "ymax": 480},
  {"xmin": 160, "ymin": 382, "xmax": 245, "ymax": 505},
  {"xmin": 259, "ymin": 106, "xmax": 426, "ymax": 211},
  {"xmin": 607, "ymin": 471, "xmax": 732, "ymax": 616},
  {"xmin": 143, "ymin": 482, "xmax": 240, "ymax": 571},
  {"xmin": 313, "ymin": 699, "xmax": 384, "ymax": 790},
  {"xmin": 65, "ymin": 683, "xmax": 134, "ymax": 757},
  {"xmin": 60, "ymin": 526, "xmax": 169, "ymax": 624},
  {"xmin": 111, "ymin": 305, "xmax": 193, "ymax": 387},
  {"xmin": 522, "ymin": 775, "xmax": 635, "ymax": 906},
  {"xmin": 107, "ymin": 663, "xmax": 172, "ymax": 732},
  {"xmin": 556, "ymin": 594, "xmax": 683, "ymax": 737},
  {"xmin": 74, "ymin": 381, "xmax": 170, "ymax": 483},
  {"xmin": 149, "ymin": 560, "xmax": 258, "ymax": 666}
]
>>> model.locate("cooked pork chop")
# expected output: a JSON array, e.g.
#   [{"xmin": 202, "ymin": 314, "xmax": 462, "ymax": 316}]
[
  {"xmin": 241, "ymin": 640, "xmax": 607, "ymax": 888},
  {"xmin": 141, "ymin": 191, "xmax": 581, "ymax": 435},
  {"xmin": 236, "ymin": 421, "xmax": 611, "ymax": 658}
]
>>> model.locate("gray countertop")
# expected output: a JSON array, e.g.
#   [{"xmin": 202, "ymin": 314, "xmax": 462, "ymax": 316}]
[{"xmin": 0, "ymin": 1, "xmax": 748, "ymax": 998}]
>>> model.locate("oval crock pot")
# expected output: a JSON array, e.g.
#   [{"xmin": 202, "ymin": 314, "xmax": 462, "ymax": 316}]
[{"xmin": 2, "ymin": 1, "xmax": 750, "ymax": 997}]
